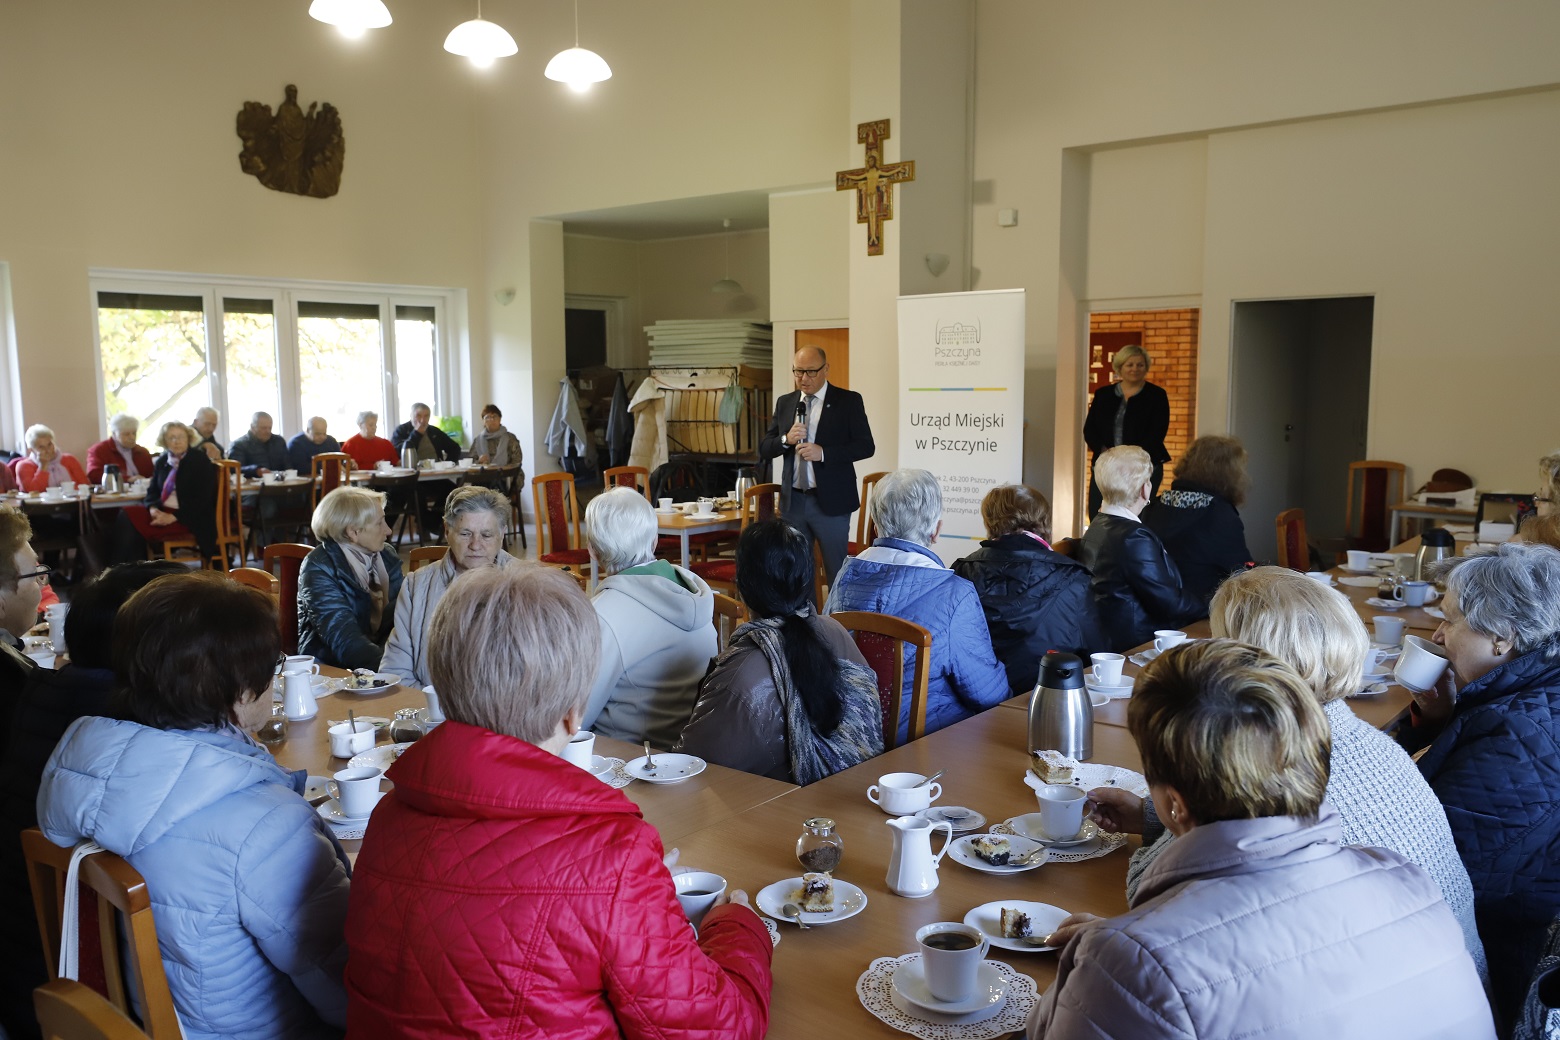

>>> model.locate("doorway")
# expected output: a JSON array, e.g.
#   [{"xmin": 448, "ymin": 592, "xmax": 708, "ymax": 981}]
[
  {"xmin": 1230, "ymin": 296, "xmax": 1374, "ymax": 562},
  {"xmin": 795, "ymin": 327, "xmax": 849, "ymax": 388}
]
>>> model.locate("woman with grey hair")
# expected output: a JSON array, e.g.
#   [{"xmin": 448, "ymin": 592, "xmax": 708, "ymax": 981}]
[
  {"xmin": 342, "ymin": 409, "xmax": 398, "ymax": 471},
  {"xmin": 297, "ymin": 486, "xmax": 404, "ymax": 669},
  {"xmin": 86, "ymin": 412, "xmax": 155, "ymax": 483},
  {"xmin": 1400, "ymin": 541, "xmax": 1560, "ymax": 1023},
  {"xmin": 379, "ymin": 486, "xmax": 515, "ymax": 686},
  {"xmin": 582, "ymin": 487, "xmax": 716, "ymax": 746},
  {"xmin": 825, "ymin": 468, "xmax": 1009, "ymax": 742},
  {"xmin": 16, "ymin": 423, "xmax": 88, "ymax": 492},
  {"xmin": 1082, "ymin": 342, "xmax": 1171, "ymax": 516}
]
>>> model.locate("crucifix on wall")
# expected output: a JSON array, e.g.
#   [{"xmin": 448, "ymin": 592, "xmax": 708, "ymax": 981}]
[{"xmin": 836, "ymin": 119, "xmax": 915, "ymax": 256}]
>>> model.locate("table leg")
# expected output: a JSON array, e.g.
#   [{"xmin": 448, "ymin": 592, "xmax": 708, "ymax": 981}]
[
  {"xmin": 1390, "ymin": 509, "xmax": 1403, "ymax": 547},
  {"xmin": 681, "ymin": 530, "xmax": 691, "ymax": 569}
]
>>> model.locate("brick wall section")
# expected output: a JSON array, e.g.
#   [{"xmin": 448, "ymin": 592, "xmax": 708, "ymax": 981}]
[{"xmin": 1084, "ymin": 308, "xmax": 1200, "ymax": 499}]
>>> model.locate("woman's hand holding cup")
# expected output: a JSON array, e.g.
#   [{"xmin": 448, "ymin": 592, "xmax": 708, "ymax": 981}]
[{"xmin": 1087, "ymin": 787, "xmax": 1146, "ymax": 834}]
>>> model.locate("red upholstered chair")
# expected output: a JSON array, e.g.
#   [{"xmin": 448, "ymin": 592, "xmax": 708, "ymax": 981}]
[
  {"xmin": 531, "ymin": 472, "xmax": 591, "ymax": 572},
  {"xmin": 1275, "ymin": 508, "xmax": 1310, "ymax": 572},
  {"xmin": 846, "ymin": 470, "xmax": 889, "ymax": 556},
  {"xmin": 690, "ymin": 483, "xmax": 780, "ymax": 591},
  {"xmin": 1344, "ymin": 460, "xmax": 1406, "ymax": 555},
  {"xmin": 831, "ymin": 610, "xmax": 932, "ymax": 750},
  {"xmin": 309, "ymin": 452, "xmax": 354, "ymax": 510},
  {"xmin": 263, "ymin": 542, "xmax": 312, "ymax": 654},
  {"xmin": 602, "ymin": 466, "xmax": 653, "ymax": 502}
]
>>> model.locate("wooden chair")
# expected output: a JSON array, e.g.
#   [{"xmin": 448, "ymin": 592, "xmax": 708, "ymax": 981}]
[
  {"xmin": 847, "ymin": 470, "xmax": 889, "ymax": 555},
  {"xmin": 832, "ymin": 611, "xmax": 933, "ymax": 750},
  {"xmin": 262, "ymin": 543, "xmax": 312, "ymax": 655},
  {"xmin": 497, "ymin": 463, "xmax": 527, "ymax": 551},
  {"xmin": 602, "ymin": 465, "xmax": 653, "ymax": 502},
  {"xmin": 1051, "ymin": 536, "xmax": 1080, "ymax": 559},
  {"xmin": 1275, "ymin": 508, "xmax": 1310, "ymax": 571},
  {"xmin": 246, "ymin": 480, "xmax": 313, "ymax": 557},
  {"xmin": 308, "ymin": 452, "xmax": 354, "ymax": 510},
  {"xmin": 162, "ymin": 459, "xmax": 244, "ymax": 571},
  {"xmin": 370, "ymin": 471, "xmax": 421, "ymax": 547},
  {"xmin": 712, "ymin": 592, "xmax": 749, "ymax": 651},
  {"xmin": 229, "ymin": 566, "xmax": 279, "ymax": 597},
  {"xmin": 532, "ymin": 473, "xmax": 591, "ymax": 570},
  {"xmin": 34, "ymin": 980, "xmax": 152, "ymax": 1040},
  {"xmin": 689, "ymin": 482, "xmax": 781, "ymax": 590},
  {"xmin": 1344, "ymin": 460, "xmax": 1406, "ymax": 555},
  {"xmin": 22, "ymin": 829, "xmax": 182, "ymax": 1039},
  {"xmin": 409, "ymin": 545, "xmax": 448, "ymax": 572}
]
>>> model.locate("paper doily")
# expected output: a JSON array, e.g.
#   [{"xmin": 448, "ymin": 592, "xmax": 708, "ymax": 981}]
[
  {"xmin": 856, "ymin": 954, "xmax": 1037, "ymax": 1039},
  {"xmin": 764, "ymin": 916, "xmax": 780, "ymax": 949},
  {"xmin": 322, "ymin": 818, "xmax": 367, "ymax": 841},
  {"xmin": 596, "ymin": 757, "xmax": 632, "ymax": 789},
  {"xmin": 989, "ymin": 821, "xmax": 1128, "ymax": 863}
]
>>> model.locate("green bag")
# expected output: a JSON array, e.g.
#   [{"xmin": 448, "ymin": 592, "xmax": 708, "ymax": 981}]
[{"xmin": 718, "ymin": 380, "xmax": 743, "ymax": 425}]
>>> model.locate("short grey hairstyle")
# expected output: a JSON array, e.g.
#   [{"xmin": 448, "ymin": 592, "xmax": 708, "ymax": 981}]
[
  {"xmin": 108, "ymin": 413, "xmax": 139, "ymax": 435},
  {"xmin": 443, "ymin": 486, "xmax": 510, "ymax": 531},
  {"xmin": 1094, "ymin": 445, "xmax": 1154, "ymax": 508},
  {"xmin": 1437, "ymin": 542, "xmax": 1560, "ymax": 661},
  {"xmin": 311, "ymin": 486, "xmax": 387, "ymax": 543},
  {"xmin": 356, "ymin": 410, "xmax": 378, "ymax": 427},
  {"xmin": 871, "ymin": 468, "xmax": 942, "ymax": 547},
  {"xmin": 428, "ymin": 565, "xmax": 598, "ymax": 744},
  {"xmin": 250, "ymin": 411, "xmax": 272, "ymax": 427},
  {"xmin": 586, "ymin": 486, "xmax": 658, "ymax": 575},
  {"xmin": 410, "ymin": 401, "xmax": 431, "ymax": 415},
  {"xmin": 1210, "ymin": 566, "xmax": 1369, "ymax": 705},
  {"xmin": 193, "ymin": 406, "xmax": 219, "ymax": 422},
  {"xmin": 1111, "ymin": 343, "xmax": 1151, "ymax": 375},
  {"xmin": 306, "ymin": 415, "xmax": 327, "ymax": 432},
  {"xmin": 23, "ymin": 424, "xmax": 53, "ymax": 449}
]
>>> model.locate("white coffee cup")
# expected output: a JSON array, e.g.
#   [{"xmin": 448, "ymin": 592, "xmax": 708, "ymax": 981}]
[
  {"xmin": 1362, "ymin": 648, "xmax": 1388, "ymax": 676},
  {"xmin": 283, "ymin": 654, "xmax": 321, "ymax": 675},
  {"xmin": 1153, "ymin": 629, "xmax": 1187, "ymax": 652},
  {"xmin": 679, "ymin": 501, "xmax": 698, "ymax": 515},
  {"xmin": 697, "ymin": 497, "xmax": 715, "ymax": 514},
  {"xmin": 562, "ymin": 730, "xmax": 596, "ymax": 768},
  {"xmin": 1035, "ymin": 783, "xmax": 1088, "ymax": 839},
  {"xmin": 1393, "ymin": 580, "xmax": 1435, "ymax": 607},
  {"xmin": 1345, "ymin": 549, "xmax": 1373, "ymax": 570},
  {"xmin": 673, "ymin": 870, "xmax": 727, "ymax": 929},
  {"xmin": 47, "ymin": 612, "xmax": 66, "ymax": 651},
  {"xmin": 1373, "ymin": 615, "xmax": 1407, "ymax": 646},
  {"xmin": 1305, "ymin": 571, "xmax": 1333, "ymax": 584},
  {"xmin": 915, "ymin": 922, "xmax": 989, "ymax": 1004},
  {"xmin": 328, "ymin": 720, "xmax": 376, "ymax": 758},
  {"xmin": 1089, "ymin": 653, "xmax": 1125, "ymax": 685},
  {"xmin": 867, "ymin": 772, "xmax": 941, "ymax": 815},
  {"xmin": 1394, "ymin": 634, "xmax": 1450, "ymax": 693},
  {"xmin": 60, "ymin": 481, "xmax": 75, "ymax": 494},
  {"xmin": 327, "ymin": 766, "xmax": 383, "ymax": 818},
  {"xmin": 375, "ymin": 460, "xmax": 392, "ymax": 471},
  {"xmin": 422, "ymin": 684, "xmax": 445, "ymax": 725},
  {"xmin": 658, "ymin": 497, "xmax": 674, "ymax": 513},
  {"xmin": 284, "ymin": 469, "xmax": 299, "ymax": 481}
]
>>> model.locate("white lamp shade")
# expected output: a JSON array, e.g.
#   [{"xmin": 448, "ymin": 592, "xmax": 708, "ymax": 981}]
[
  {"xmin": 711, "ymin": 277, "xmax": 743, "ymax": 295},
  {"xmin": 443, "ymin": 18, "xmax": 519, "ymax": 63},
  {"xmin": 308, "ymin": 0, "xmax": 392, "ymax": 31},
  {"xmin": 544, "ymin": 47, "xmax": 612, "ymax": 90}
]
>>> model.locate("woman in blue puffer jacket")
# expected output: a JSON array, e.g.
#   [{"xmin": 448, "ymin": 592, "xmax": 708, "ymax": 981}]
[
  {"xmin": 37, "ymin": 572, "xmax": 351, "ymax": 1040},
  {"xmin": 297, "ymin": 485, "xmax": 404, "ymax": 670},
  {"xmin": 825, "ymin": 469, "xmax": 1010, "ymax": 743}
]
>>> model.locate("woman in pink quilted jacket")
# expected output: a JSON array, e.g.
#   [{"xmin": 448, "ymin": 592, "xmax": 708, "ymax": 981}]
[
  {"xmin": 1027, "ymin": 639, "xmax": 1493, "ymax": 1040},
  {"xmin": 344, "ymin": 565, "xmax": 773, "ymax": 1039}
]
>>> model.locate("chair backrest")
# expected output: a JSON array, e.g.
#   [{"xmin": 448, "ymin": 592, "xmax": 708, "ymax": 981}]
[
  {"xmin": 22, "ymin": 830, "xmax": 182, "ymax": 1039},
  {"xmin": 602, "ymin": 466, "xmax": 653, "ymax": 502},
  {"xmin": 1051, "ymin": 536, "xmax": 1080, "ymax": 559},
  {"xmin": 1475, "ymin": 491, "xmax": 1537, "ymax": 531},
  {"xmin": 1344, "ymin": 460, "xmax": 1406, "ymax": 553},
  {"xmin": 830, "ymin": 610, "xmax": 933, "ymax": 749},
  {"xmin": 856, "ymin": 470, "xmax": 888, "ymax": 546},
  {"xmin": 309, "ymin": 452, "xmax": 354, "ymax": 509},
  {"xmin": 531, "ymin": 473, "xmax": 580, "ymax": 555},
  {"xmin": 409, "ymin": 545, "xmax": 448, "ymax": 572},
  {"xmin": 712, "ymin": 592, "xmax": 749, "ymax": 651},
  {"xmin": 229, "ymin": 566, "xmax": 278, "ymax": 597},
  {"xmin": 1275, "ymin": 508, "xmax": 1309, "ymax": 571},
  {"xmin": 262, "ymin": 542, "xmax": 312, "ymax": 654},
  {"xmin": 213, "ymin": 459, "xmax": 243, "ymax": 543},
  {"xmin": 742, "ymin": 482, "xmax": 781, "ymax": 529},
  {"xmin": 34, "ymin": 980, "xmax": 152, "ymax": 1040}
]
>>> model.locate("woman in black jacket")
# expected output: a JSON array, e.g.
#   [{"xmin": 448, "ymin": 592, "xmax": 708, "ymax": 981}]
[
  {"xmin": 297, "ymin": 485, "xmax": 404, "ymax": 669},
  {"xmin": 1141, "ymin": 435, "xmax": 1254, "ymax": 607},
  {"xmin": 952, "ymin": 484, "xmax": 1106, "ymax": 692},
  {"xmin": 1078, "ymin": 445, "xmax": 1204, "ymax": 652},
  {"xmin": 1082, "ymin": 344, "xmax": 1171, "ymax": 517},
  {"xmin": 112, "ymin": 421, "xmax": 218, "ymax": 562}
]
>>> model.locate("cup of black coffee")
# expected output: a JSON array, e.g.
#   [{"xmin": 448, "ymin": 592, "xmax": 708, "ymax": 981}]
[
  {"xmin": 673, "ymin": 871, "xmax": 726, "ymax": 928},
  {"xmin": 915, "ymin": 922, "xmax": 988, "ymax": 1002}
]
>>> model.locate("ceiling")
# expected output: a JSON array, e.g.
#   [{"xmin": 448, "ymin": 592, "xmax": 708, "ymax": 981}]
[{"xmin": 554, "ymin": 189, "xmax": 775, "ymax": 240}]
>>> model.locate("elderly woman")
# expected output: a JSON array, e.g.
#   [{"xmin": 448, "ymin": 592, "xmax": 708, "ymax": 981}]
[
  {"xmin": 677, "ymin": 520, "xmax": 883, "ymax": 783},
  {"xmin": 1086, "ymin": 567, "xmax": 1486, "ymax": 977},
  {"xmin": 1076, "ymin": 445, "xmax": 1202, "ymax": 651},
  {"xmin": 380, "ymin": 486, "xmax": 515, "ymax": 686},
  {"xmin": 297, "ymin": 486, "xmax": 404, "ymax": 670},
  {"xmin": 85, "ymin": 413, "xmax": 155, "ymax": 483},
  {"xmin": 36, "ymin": 573, "xmax": 351, "ymax": 1040},
  {"xmin": 1082, "ymin": 343, "xmax": 1171, "ymax": 517},
  {"xmin": 15, "ymin": 424, "xmax": 88, "ymax": 492},
  {"xmin": 346, "ymin": 565, "xmax": 772, "ymax": 1036},
  {"xmin": 1537, "ymin": 450, "xmax": 1560, "ymax": 519},
  {"xmin": 341, "ymin": 410, "xmax": 399, "ymax": 470},
  {"xmin": 825, "ymin": 468, "xmax": 1009, "ymax": 742},
  {"xmin": 111, "ymin": 420, "xmax": 219, "ymax": 563},
  {"xmin": 583, "ymin": 487, "xmax": 715, "ymax": 747},
  {"xmin": 470, "ymin": 403, "xmax": 523, "ymax": 467},
  {"xmin": 1141, "ymin": 434, "xmax": 1254, "ymax": 605},
  {"xmin": 952, "ymin": 484, "xmax": 1104, "ymax": 692},
  {"xmin": 1027, "ymin": 640, "xmax": 1493, "ymax": 1040},
  {"xmin": 1398, "ymin": 542, "xmax": 1560, "ymax": 1022}
]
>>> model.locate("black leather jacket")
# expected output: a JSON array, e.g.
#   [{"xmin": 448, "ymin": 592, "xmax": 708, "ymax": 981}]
[
  {"xmin": 1077, "ymin": 514, "xmax": 1204, "ymax": 652},
  {"xmin": 296, "ymin": 540, "xmax": 405, "ymax": 670}
]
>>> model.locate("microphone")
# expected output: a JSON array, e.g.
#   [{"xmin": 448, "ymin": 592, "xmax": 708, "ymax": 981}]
[{"xmin": 796, "ymin": 397, "xmax": 808, "ymax": 424}]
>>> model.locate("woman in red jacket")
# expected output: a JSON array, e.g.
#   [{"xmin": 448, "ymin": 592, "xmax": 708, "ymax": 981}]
[
  {"xmin": 15, "ymin": 425, "xmax": 88, "ymax": 491},
  {"xmin": 345, "ymin": 564, "xmax": 773, "ymax": 1040}
]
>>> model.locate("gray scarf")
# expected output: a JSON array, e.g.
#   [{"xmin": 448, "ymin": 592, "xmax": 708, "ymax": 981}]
[{"xmin": 338, "ymin": 541, "xmax": 389, "ymax": 634}]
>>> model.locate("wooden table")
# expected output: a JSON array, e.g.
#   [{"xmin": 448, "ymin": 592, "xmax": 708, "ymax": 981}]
[
  {"xmin": 349, "ymin": 465, "xmax": 491, "ymax": 483},
  {"xmin": 1389, "ymin": 500, "xmax": 1475, "ymax": 545},
  {"xmin": 655, "ymin": 507, "xmax": 741, "ymax": 568}
]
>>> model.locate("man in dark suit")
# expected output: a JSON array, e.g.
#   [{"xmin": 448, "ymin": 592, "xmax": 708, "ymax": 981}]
[{"xmin": 759, "ymin": 346, "xmax": 875, "ymax": 582}]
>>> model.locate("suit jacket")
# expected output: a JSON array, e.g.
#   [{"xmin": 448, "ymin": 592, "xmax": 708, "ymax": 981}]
[
  {"xmin": 1082, "ymin": 380, "xmax": 1171, "ymax": 464},
  {"xmin": 85, "ymin": 438, "xmax": 155, "ymax": 483},
  {"xmin": 759, "ymin": 385, "xmax": 875, "ymax": 517}
]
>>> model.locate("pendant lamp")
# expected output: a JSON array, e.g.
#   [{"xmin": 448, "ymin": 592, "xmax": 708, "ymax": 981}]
[
  {"xmin": 711, "ymin": 219, "xmax": 743, "ymax": 295},
  {"xmin": 544, "ymin": 0, "xmax": 612, "ymax": 92},
  {"xmin": 308, "ymin": 0, "xmax": 392, "ymax": 38},
  {"xmin": 444, "ymin": 0, "xmax": 519, "ymax": 68}
]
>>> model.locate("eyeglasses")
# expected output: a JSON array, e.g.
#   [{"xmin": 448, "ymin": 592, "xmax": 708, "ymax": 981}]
[
  {"xmin": 15, "ymin": 565, "xmax": 51, "ymax": 586},
  {"xmin": 791, "ymin": 366, "xmax": 826, "ymax": 377}
]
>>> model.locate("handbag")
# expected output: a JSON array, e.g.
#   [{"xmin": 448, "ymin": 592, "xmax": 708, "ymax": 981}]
[{"xmin": 718, "ymin": 378, "xmax": 744, "ymax": 425}]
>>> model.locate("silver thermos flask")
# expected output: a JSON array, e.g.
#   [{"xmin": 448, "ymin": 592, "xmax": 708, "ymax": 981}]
[
  {"xmin": 1415, "ymin": 527, "xmax": 1455, "ymax": 581},
  {"xmin": 101, "ymin": 464, "xmax": 123, "ymax": 494},
  {"xmin": 400, "ymin": 446, "xmax": 419, "ymax": 470},
  {"xmin": 1027, "ymin": 651, "xmax": 1093, "ymax": 761}
]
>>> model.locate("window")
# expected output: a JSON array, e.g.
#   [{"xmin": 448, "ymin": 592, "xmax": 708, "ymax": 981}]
[{"xmin": 90, "ymin": 273, "xmax": 462, "ymax": 450}]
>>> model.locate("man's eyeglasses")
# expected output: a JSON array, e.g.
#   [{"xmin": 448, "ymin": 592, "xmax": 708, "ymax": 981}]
[
  {"xmin": 791, "ymin": 366, "xmax": 826, "ymax": 377},
  {"xmin": 16, "ymin": 565, "xmax": 51, "ymax": 586}
]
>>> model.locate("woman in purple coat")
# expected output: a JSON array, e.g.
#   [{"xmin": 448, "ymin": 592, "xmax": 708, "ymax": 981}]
[{"xmin": 1027, "ymin": 639, "xmax": 1493, "ymax": 1040}]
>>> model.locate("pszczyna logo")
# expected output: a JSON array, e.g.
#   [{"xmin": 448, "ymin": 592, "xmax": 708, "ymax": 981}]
[{"xmin": 934, "ymin": 318, "xmax": 981, "ymax": 362}]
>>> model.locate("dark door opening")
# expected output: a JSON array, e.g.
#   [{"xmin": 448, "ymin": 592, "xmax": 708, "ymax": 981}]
[{"xmin": 565, "ymin": 308, "xmax": 607, "ymax": 371}]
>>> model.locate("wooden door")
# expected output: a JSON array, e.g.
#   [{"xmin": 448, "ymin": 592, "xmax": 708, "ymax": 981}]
[{"xmin": 795, "ymin": 328, "xmax": 849, "ymax": 388}]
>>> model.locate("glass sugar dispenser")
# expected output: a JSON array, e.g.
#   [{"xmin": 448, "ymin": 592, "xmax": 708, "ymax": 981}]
[{"xmin": 795, "ymin": 817, "xmax": 844, "ymax": 874}]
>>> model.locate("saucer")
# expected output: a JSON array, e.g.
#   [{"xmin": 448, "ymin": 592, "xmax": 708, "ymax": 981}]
[
  {"xmin": 348, "ymin": 742, "xmax": 415, "ymax": 771},
  {"xmin": 624, "ymin": 753, "xmax": 706, "ymax": 784},
  {"xmin": 1349, "ymin": 682, "xmax": 1391, "ymax": 698},
  {"xmin": 315, "ymin": 790, "xmax": 384, "ymax": 824},
  {"xmin": 304, "ymin": 775, "xmax": 332, "ymax": 802},
  {"xmin": 964, "ymin": 899, "xmax": 1072, "ymax": 953},
  {"xmin": 588, "ymin": 754, "xmax": 616, "ymax": 777},
  {"xmin": 891, "ymin": 956, "xmax": 1008, "ymax": 1016},
  {"xmin": 340, "ymin": 672, "xmax": 400, "ymax": 694},
  {"xmin": 921, "ymin": 806, "xmax": 987, "ymax": 835},
  {"xmin": 1084, "ymin": 672, "xmax": 1134, "ymax": 698},
  {"xmin": 1004, "ymin": 814, "xmax": 1100, "ymax": 848},
  {"xmin": 948, "ymin": 833, "xmax": 1048, "ymax": 874},
  {"xmin": 756, "ymin": 877, "xmax": 868, "ymax": 925},
  {"xmin": 1337, "ymin": 575, "xmax": 1382, "ymax": 588},
  {"xmin": 1365, "ymin": 597, "xmax": 1404, "ymax": 610},
  {"xmin": 1424, "ymin": 606, "xmax": 1446, "ymax": 620},
  {"xmin": 684, "ymin": 512, "xmax": 723, "ymax": 521}
]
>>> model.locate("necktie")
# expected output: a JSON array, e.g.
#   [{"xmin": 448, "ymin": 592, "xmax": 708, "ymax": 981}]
[{"xmin": 796, "ymin": 395, "xmax": 817, "ymax": 490}]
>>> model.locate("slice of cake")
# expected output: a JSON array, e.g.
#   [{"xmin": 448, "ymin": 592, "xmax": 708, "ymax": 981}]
[
  {"xmin": 799, "ymin": 872, "xmax": 834, "ymax": 913},
  {"xmin": 1000, "ymin": 907, "xmax": 1033, "ymax": 939},
  {"xmin": 1031, "ymin": 749, "xmax": 1079, "ymax": 784},
  {"xmin": 970, "ymin": 835, "xmax": 1012, "ymax": 866}
]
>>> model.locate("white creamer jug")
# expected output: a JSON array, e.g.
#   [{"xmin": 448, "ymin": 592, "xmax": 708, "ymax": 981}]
[{"xmin": 885, "ymin": 815, "xmax": 953, "ymax": 898}]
